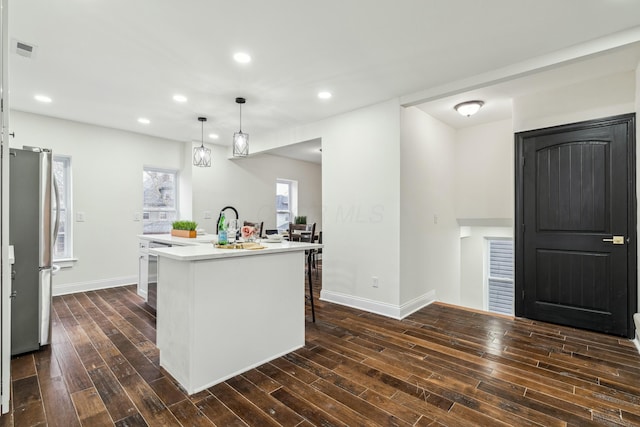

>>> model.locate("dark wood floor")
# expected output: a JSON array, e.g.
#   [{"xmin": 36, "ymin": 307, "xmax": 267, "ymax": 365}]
[{"xmin": 2, "ymin": 264, "xmax": 640, "ymax": 426}]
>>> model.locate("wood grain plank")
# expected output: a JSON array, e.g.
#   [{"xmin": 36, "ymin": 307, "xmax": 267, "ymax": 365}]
[
  {"xmin": 270, "ymin": 386, "xmax": 345, "ymax": 427},
  {"xmin": 51, "ymin": 301, "xmax": 94, "ymax": 394},
  {"xmin": 12, "ymin": 375, "xmax": 42, "ymax": 411},
  {"xmin": 108, "ymin": 331, "xmax": 163, "ymax": 384},
  {"xmin": 118, "ymin": 372, "xmax": 180, "ymax": 426},
  {"xmin": 114, "ymin": 412, "xmax": 149, "ymax": 427},
  {"xmin": 195, "ymin": 394, "xmax": 248, "ymax": 427},
  {"xmin": 258, "ymin": 362, "xmax": 380, "ymax": 427},
  {"xmin": 208, "ymin": 382, "xmax": 281, "ymax": 427},
  {"xmin": 240, "ymin": 369, "xmax": 281, "ymax": 394},
  {"xmin": 10, "ymin": 354, "xmax": 36, "ymax": 380},
  {"xmin": 88, "ymin": 365, "xmax": 138, "ymax": 422},
  {"xmin": 12, "ymin": 399, "xmax": 46, "ymax": 427},
  {"xmin": 148, "ymin": 377, "xmax": 188, "ymax": 407},
  {"xmin": 167, "ymin": 400, "xmax": 215, "ymax": 427},
  {"xmin": 310, "ymin": 378, "xmax": 412, "ymax": 426},
  {"xmin": 225, "ymin": 375, "xmax": 304, "ymax": 426},
  {"xmin": 8, "ymin": 276, "xmax": 640, "ymax": 427},
  {"xmin": 70, "ymin": 387, "xmax": 113, "ymax": 427},
  {"xmin": 34, "ymin": 346, "xmax": 81, "ymax": 427}
]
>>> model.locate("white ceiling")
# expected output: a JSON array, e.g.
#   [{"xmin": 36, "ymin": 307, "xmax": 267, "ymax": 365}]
[
  {"xmin": 8, "ymin": 0, "xmax": 640, "ymax": 164},
  {"xmin": 416, "ymin": 42, "xmax": 640, "ymax": 129}
]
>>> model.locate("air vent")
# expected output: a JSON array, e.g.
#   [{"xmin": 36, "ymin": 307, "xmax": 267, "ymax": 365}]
[{"xmin": 11, "ymin": 39, "xmax": 37, "ymax": 58}]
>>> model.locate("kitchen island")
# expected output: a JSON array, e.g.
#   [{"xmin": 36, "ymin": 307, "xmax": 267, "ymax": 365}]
[
  {"xmin": 150, "ymin": 240, "xmax": 321, "ymax": 395},
  {"xmin": 137, "ymin": 234, "xmax": 217, "ymax": 304}
]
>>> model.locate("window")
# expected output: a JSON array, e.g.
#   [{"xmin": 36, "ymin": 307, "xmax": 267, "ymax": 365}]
[
  {"xmin": 276, "ymin": 179, "xmax": 298, "ymax": 232},
  {"xmin": 487, "ymin": 239, "xmax": 514, "ymax": 315},
  {"xmin": 143, "ymin": 167, "xmax": 179, "ymax": 234},
  {"xmin": 53, "ymin": 155, "xmax": 72, "ymax": 260}
]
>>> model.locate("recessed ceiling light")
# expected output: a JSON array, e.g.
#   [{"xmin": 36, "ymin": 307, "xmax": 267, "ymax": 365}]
[
  {"xmin": 173, "ymin": 94, "xmax": 187, "ymax": 103},
  {"xmin": 233, "ymin": 52, "xmax": 251, "ymax": 64},
  {"xmin": 34, "ymin": 94, "xmax": 52, "ymax": 103},
  {"xmin": 138, "ymin": 117, "xmax": 150, "ymax": 124},
  {"xmin": 318, "ymin": 91, "xmax": 332, "ymax": 99},
  {"xmin": 208, "ymin": 133, "xmax": 219, "ymax": 140}
]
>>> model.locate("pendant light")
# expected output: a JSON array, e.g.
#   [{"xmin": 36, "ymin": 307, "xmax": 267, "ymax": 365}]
[
  {"xmin": 233, "ymin": 97, "xmax": 249, "ymax": 157},
  {"xmin": 193, "ymin": 117, "xmax": 211, "ymax": 167}
]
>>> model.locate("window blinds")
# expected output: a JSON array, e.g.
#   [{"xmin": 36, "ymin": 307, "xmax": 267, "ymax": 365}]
[{"xmin": 488, "ymin": 239, "xmax": 514, "ymax": 315}]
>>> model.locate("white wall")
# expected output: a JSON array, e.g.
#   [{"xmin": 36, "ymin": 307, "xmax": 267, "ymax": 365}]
[
  {"xmin": 255, "ymin": 99, "xmax": 403, "ymax": 316},
  {"xmin": 455, "ymin": 119, "xmax": 514, "ymax": 221},
  {"xmin": 400, "ymin": 107, "xmax": 459, "ymax": 309},
  {"xmin": 319, "ymin": 100, "xmax": 402, "ymax": 314},
  {"xmin": 10, "ymin": 111, "xmax": 322, "ymax": 295},
  {"xmin": 460, "ymin": 226, "xmax": 513, "ymax": 311},
  {"xmin": 10, "ymin": 111, "xmax": 185, "ymax": 294},
  {"xmin": 513, "ymin": 71, "xmax": 635, "ymax": 132},
  {"xmin": 190, "ymin": 145, "xmax": 321, "ymax": 234},
  {"xmin": 454, "ymin": 119, "xmax": 515, "ymax": 310}
]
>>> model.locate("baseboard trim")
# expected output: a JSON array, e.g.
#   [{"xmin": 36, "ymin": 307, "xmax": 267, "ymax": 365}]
[
  {"xmin": 53, "ymin": 276, "xmax": 137, "ymax": 296},
  {"xmin": 319, "ymin": 289, "xmax": 436, "ymax": 320}
]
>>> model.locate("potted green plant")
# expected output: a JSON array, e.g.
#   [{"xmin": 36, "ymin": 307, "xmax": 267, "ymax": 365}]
[
  {"xmin": 171, "ymin": 220, "xmax": 198, "ymax": 238},
  {"xmin": 294, "ymin": 215, "xmax": 307, "ymax": 225}
]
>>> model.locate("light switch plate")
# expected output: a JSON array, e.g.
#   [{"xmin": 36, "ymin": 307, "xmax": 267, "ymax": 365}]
[{"xmin": 76, "ymin": 211, "xmax": 85, "ymax": 222}]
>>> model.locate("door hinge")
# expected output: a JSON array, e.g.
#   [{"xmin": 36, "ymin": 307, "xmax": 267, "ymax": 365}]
[{"xmin": 522, "ymin": 290, "xmax": 525, "ymax": 299}]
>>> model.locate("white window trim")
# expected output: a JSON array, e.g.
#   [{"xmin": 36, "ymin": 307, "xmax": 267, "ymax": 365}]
[
  {"xmin": 276, "ymin": 178, "xmax": 298, "ymax": 231},
  {"xmin": 143, "ymin": 166, "xmax": 180, "ymax": 234}
]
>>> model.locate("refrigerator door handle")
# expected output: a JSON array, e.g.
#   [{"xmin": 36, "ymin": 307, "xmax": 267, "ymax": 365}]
[{"xmin": 53, "ymin": 177, "xmax": 61, "ymax": 245}]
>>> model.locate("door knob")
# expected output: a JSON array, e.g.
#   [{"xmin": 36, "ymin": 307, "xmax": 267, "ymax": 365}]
[{"xmin": 602, "ymin": 236, "xmax": 625, "ymax": 245}]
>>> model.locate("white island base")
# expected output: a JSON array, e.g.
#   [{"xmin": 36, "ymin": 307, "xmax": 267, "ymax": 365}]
[{"xmin": 155, "ymin": 246, "xmax": 309, "ymax": 395}]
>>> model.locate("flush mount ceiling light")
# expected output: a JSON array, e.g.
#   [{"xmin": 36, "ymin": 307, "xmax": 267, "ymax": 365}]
[
  {"xmin": 173, "ymin": 94, "xmax": 187, "ymax": 103},
  {"xmin": 318, "ymin": 91, "xmax": 332, "ymax": 99},
  {"xmin": 208, "ymin": 133, "xmax": 219, "ymax": 140},
  {"xmin": 233, "ymin": 97, "xmax": 249, "ymax": 157},
  {"xmin": 193, "ymin": 117, "xmax": 211, "ymax": 167},
  {"xmin": 454, "ymin": 100, "xmax": 484, "ymax": 117},
  {"xmin": 137, "ymin": 117, "xmax": 150, "ymax": 124}
]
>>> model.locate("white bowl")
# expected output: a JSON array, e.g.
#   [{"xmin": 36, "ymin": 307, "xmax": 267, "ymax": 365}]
[{"xmin": 266, "ymin": 234, "xmax": 283, "ymax": 242}]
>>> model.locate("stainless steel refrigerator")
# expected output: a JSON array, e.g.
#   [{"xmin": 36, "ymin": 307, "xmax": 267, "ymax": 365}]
[{"xmin": 9, "ymin": 147, "xmax": 59, "ymax": 355}]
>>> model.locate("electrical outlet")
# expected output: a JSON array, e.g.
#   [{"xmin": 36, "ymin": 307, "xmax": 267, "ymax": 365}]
[
  {"xmin": 372, "ymin": 276, "xmax": 379, "ymax": 288},
  {"xmin": 433, "ymin": 214, "xmax": 438, "ymax": 224},
  {"xmin": 133, "ymin": 212, "xmax": 141, "ymax": 221},
  {"xmin": 204, "ymin": 211, "xmax": 212, "ymax": 219},
  {"xmin": 76, "ymin": 211, "xmax": 85, "ymax": 222}
]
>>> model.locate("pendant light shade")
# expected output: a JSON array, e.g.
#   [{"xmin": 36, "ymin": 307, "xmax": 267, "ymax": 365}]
[
  {"xmin": 233, "ymin": 97, "xmax": 249, "ymax": 157},
  {"xmin": 193, "ymin": 117, "xmax": 211, "ymax": 167}
]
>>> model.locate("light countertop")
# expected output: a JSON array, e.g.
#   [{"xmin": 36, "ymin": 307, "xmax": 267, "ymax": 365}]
[
  {"xmin": 138, "ymin": 233, "xmax": 218, "ymax": 246},
  {"xmin": 150, "ymin": 241, "xmax": 322, "ymax": 261}
]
